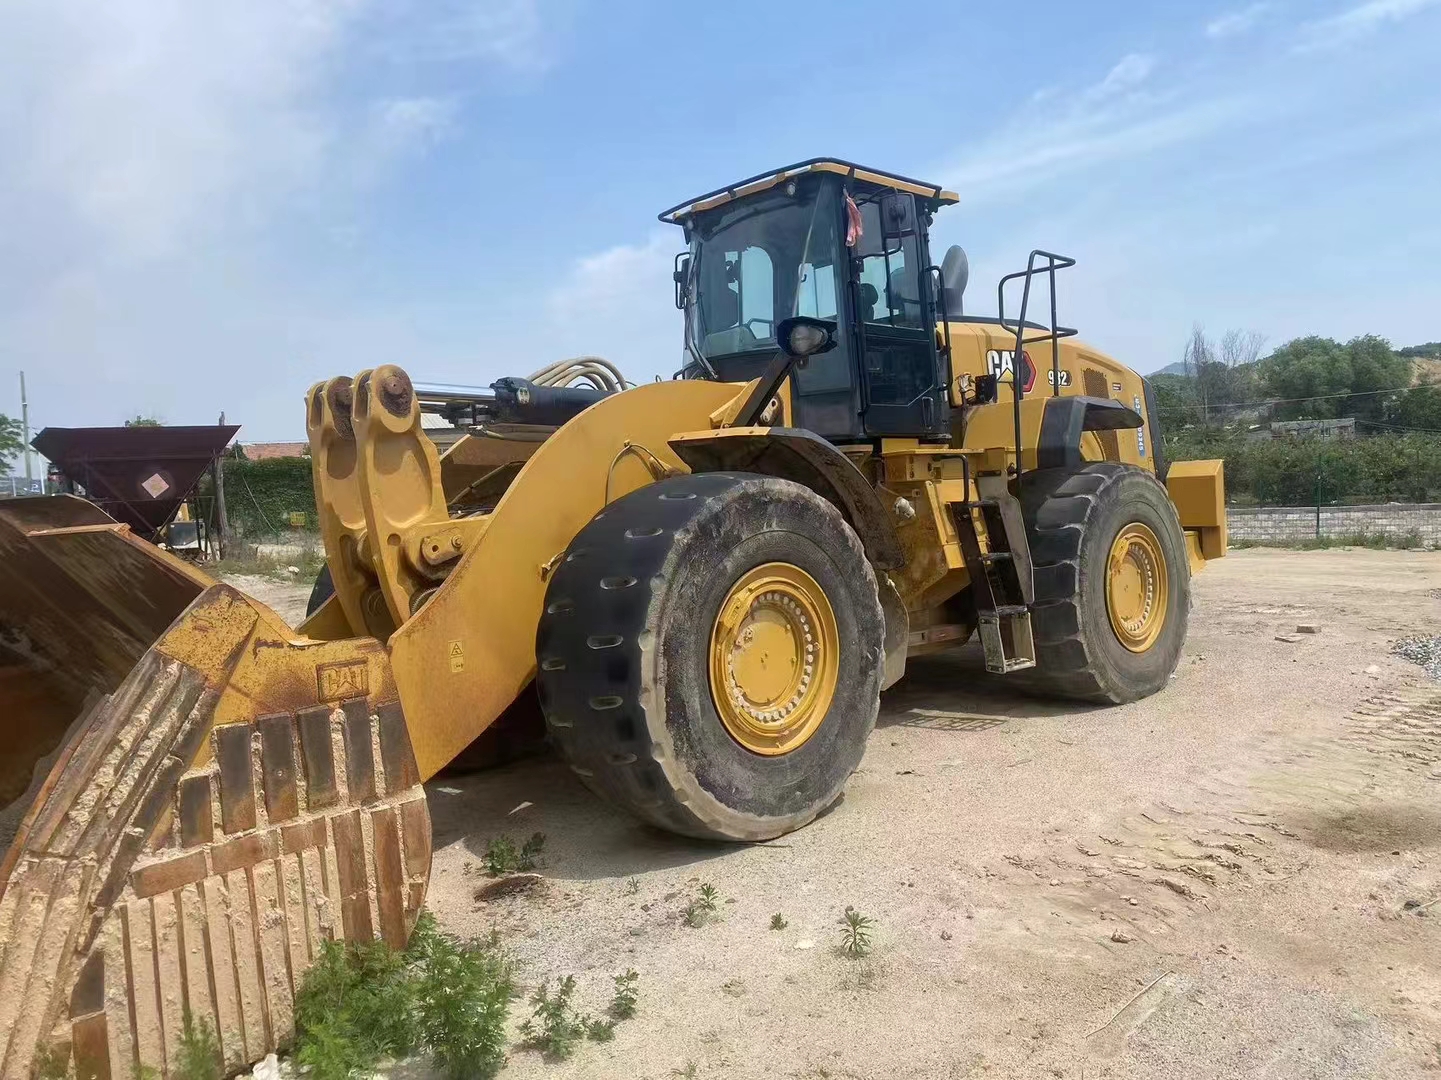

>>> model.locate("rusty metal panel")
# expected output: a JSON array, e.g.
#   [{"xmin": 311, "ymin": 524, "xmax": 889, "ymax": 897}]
[{"xmin": 31, "ymin": 426, "xmax": 239, "ymax": 541}]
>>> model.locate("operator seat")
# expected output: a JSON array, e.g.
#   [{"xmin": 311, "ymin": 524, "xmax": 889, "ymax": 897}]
[
  {"xmin": 887, "ymin": 267, "xmax": 922, "ymax": 326},
  {"xmin": 700, "ymin": 284, "xmax": 756, "ymax": 355},
  {"xmin": 858, "ymin": 282, "xmax": 879, "ymax": 322}
]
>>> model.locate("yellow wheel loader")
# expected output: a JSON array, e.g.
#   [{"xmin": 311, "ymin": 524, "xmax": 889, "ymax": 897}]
[{"xmin": 0, "ymin": 158, "xmax": 1224, "ymax": 1077}]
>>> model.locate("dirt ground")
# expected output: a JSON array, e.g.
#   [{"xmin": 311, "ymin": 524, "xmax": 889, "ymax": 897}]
[
  {"xmin": 221, "ymin": 572, "xmax": 314, "ymax": 626},
  {"xmin": 243, "ymin": 550, "xmax": 1441, "ymax": 1079}
]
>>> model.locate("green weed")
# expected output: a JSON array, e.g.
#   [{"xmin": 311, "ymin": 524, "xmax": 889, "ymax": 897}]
[
  {"xmin": 770, "ymin": 912, "xmax": 788, "ymax": 931},
  {"xmin": 484, "ymin": 832, "xmax": 546, "ymax": 876},
  {"xmin": 520, "ymin": 969, "xmax": 638, "ymax": 1060},
  {"xmin": 173, "ymin": 1011, "xmax": 221, "ymax": 1080},
  {"xmin": 840, "ymin": 908, "xmax": 875, "ymax": 957},
  {"xmin": 293, "ymin": 910, "xmax": 513, "ymax": 1080},
  {"xmin": 1230, "ymin": 529, "xmax": 1425, "ymax": 551},
  {"xmin": 520, "ymin": 976, "xmax": 587, "ymax": 1061},
  {"xmin": 294, "ymin": 935, "xmax": 417, "ymax": 1080},
  {"xmin": 609, "ymin": 969, "xmax": 640, "ymax": 1019},
  {"xmin": 684, "ymin": 883, "xmax": 721, "ymax": 928},
  {"xmin": 626, "ymin": 877, "xmax": 641, "ymax": 895},
  {"xmin": 410, "ymin": 914, "xmax": 515, "ymax": 1079},
  {"xmin": 33, "ymin": 1044, "xmax": 71, "ymax": 1080}
]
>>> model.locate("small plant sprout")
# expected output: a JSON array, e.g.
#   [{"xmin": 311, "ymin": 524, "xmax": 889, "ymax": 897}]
[
  {"xmin": 840, "ymin": 907, "xmax": 875, "ymax": 957},
  {"xmin": 610, "ymin": 969, "xmax": 640, "ymax": 1019},
  {"xmin": 770, "ymin": 912, "xmax": 788, "ymax": 931},
  {"xmin": 484, "ymin": 832, "xmax": 546, "ymax": 876},
  {"xmin": 586, "ymin": 1017, "xmax": 617, "ymax": 1042},
  {"xmin": 684, "ymin": 883, "xmax": 722, "ymax": 927},
  {"xmin": 518, "ymin": 832, "xmax": 547, "ymax": 870},
  {"xmin": 626, "ymin": 877, "xmax": 641, "ymax": 895},
  {"xmin": 519, "ymin": 976, "xmax": 587, "ymax": 1061},
  {"xmin": 483, "ymin": 836, "xmax": 518, "ymax": 877}
]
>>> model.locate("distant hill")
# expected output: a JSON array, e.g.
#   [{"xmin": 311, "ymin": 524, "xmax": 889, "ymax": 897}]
[
  {"xmin": 1149, "ymin": 360, "xmax": 1189, "ymax": 376},
  {"xmin": 1412, "ymin": 357, "xmax": 1441, "ymax": 385}
]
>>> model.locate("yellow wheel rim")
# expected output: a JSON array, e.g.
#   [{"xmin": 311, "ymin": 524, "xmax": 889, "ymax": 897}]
[
  {"xmin": 1105, "ymin": 522, "xmax": 1169, "ymax": 653},
  {"xmin": 709, "ymin": 562, "xmax": 839, "ymax": 756}
]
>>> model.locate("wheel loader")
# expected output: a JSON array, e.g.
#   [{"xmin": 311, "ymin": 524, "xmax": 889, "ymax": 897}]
[{"xmin": 0, "ymin": 158, "xmax": 1224, "ymax": 1077}]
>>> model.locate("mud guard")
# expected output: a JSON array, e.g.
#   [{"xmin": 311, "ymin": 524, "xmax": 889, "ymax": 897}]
[{"xmin": 668, "ymin": 426, "xmax": 906, "ymax": 570}]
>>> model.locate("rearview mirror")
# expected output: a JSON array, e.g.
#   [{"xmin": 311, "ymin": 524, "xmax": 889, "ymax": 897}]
[
  {"xmin": 879, "ymin": 192, "xmax": 917, "ymax": 239},
  {"xmin": 776, "ymin": 316, "xmax": 838, "ymax": 359},
  {"xmin": 672, "ymin": 252, "xmax": 690, "ymax": 310}
]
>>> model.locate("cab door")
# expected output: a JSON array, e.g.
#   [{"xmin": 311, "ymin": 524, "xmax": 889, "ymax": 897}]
[{"xmin": 850, "ymin": 192, "xmax": 949, "ymax": 438}]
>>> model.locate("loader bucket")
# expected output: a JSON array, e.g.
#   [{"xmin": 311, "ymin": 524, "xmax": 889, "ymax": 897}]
[{"xmin": 0, "ymin": 498, "xmax": 431, "ymax": 1078}]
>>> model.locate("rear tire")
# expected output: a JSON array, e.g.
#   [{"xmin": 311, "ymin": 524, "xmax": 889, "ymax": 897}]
[
  {"xmin": 535, "ymin": 472, "xmax": 885, "ymax": 841},
  {"xmin": 1018, "ymin": 462, "xmax": 1190, "ymax": 703}
]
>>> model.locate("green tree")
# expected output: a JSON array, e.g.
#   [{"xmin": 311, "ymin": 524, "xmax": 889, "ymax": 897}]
[
  {"xmin": 0, "ymin": 414, "xmax": 24, "ymax": 472},
  {"xmin": 1149, "ymin": 372, "xmax": 1200, "ymax": 424},
  {"xmin": 1344, "ymin": 335, "xmax": 1411, "ymax": 420},
  {"xmin": 1259, "ymin": 335, "xmax": 1409, "ymax": 421},
  {"xmin": 1388, "ymin": 384, "xmax": 1441, "ymax": 432},
  {"xmin": 125, "ymin": 415, "xmax": 162, "ymax": 427},
  {"xmin": 1259, "ymin": 336, "xmax": 1350, "ymax": 419}
]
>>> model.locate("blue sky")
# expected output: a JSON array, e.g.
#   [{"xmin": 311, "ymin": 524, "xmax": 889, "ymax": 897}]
[{"xmin": 1, "ymin": 0, "xmax": 1438, "ymax": 440}]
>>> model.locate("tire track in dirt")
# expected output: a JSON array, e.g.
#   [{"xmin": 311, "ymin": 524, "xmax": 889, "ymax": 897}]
[{"xmin": 989, "ymin": 678, "xmax": 1441, "ymax": 935}]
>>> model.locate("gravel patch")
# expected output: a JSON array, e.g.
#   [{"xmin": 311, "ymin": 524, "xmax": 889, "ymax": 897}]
[{"xmin": 1393, "ymin": 634, "xmax": 1441, "ymax": 680}]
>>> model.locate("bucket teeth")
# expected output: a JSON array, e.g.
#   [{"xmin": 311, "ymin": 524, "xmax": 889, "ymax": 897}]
[{"xmin": 0, "ymin": 596, "xmax": 431, "ymax": 1080}]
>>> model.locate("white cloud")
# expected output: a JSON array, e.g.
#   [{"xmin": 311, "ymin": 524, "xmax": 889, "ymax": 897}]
[
  {"xmin": 1297, "ymin": 0, "xmax": 1440, "ymax": 50},
  {"xmin": 938, "ymin": 96, "xmax": 1248, "ymax": 208},
  {"xmin": 1205, "ymin": 3, "xmax": 1269, "ymax": 38},
  {"xmin": 369, "ymin": 0, "xmax": 558, "ymax": 73},
  {"xmin": 544, "ymin": 231, "xmax": 684, "ymax": 379},
  {"xmin": 0, "ymin": 0, "xmax": 561, "ymax": 436},
  {"xmin": 1085, "ymin": 53, "xmax": 1156, "ymax": 101},
  {"xmin": 349, "ymin": 96, "xmax": 459, "ymax": 185},
  {"xmin": 1, "ymin": 0, "xmax": 353, "ymax": 263}
]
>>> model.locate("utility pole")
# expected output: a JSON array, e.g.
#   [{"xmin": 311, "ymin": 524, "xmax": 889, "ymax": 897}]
[
  {"xmin": 20, "ymin": 371, "xmax": 34, "ymax": 483},
  {"xmin": 213, "ymin": 411, "xmax": 231, "ymax": 560},
  {"xmin": 211, "ymin": 403, "xmax": 232, "ymax": 556}
]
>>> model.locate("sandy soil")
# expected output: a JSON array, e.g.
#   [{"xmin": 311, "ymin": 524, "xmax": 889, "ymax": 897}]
[
  {"xmin": 220, "ymin": 572, "xmax": 314, "ymax": 626},
  {"xmin": 243, "ymin": 550, "xmax": 1441, "ymax": 1079}
]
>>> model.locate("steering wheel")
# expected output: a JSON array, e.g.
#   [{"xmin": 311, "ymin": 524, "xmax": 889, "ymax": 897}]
[{"xmin": 743, "ymin": 318, "xmax": 774, "ymax": 340}]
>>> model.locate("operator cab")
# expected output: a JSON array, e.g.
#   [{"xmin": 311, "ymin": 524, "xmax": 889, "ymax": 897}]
[{"xmin": 661, "ymin": 159, "xmax": 964, "ymax": 443}]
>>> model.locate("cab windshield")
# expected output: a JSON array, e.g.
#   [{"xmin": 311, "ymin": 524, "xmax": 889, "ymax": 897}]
[{"xmin": 685, "ymin": 181, "xmax": 844, "ymax": 365}]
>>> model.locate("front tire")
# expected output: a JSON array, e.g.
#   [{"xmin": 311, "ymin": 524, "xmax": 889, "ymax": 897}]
[
  {"xmin": 1019, "ymin": 462, "xmax": 1190, "ymax": 703},
  {"xmin": 535, "ymin": 472, "xmax": 885, "ymax": 841}
]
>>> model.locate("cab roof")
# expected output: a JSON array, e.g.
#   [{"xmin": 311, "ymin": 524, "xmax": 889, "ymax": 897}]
[{"xmin": 658, "ymin": 158, "xmax": 959, "ymax": 225}]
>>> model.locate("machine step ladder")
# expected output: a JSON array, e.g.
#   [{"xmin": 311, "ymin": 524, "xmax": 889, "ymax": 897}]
[{"xmin": 953, "ymin": 476, "xmax": 1037, "ymax": 674}]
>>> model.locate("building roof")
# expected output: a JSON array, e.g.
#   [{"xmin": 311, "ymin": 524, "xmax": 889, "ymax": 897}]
[{"xmin": 240, "ymin": 441, "xmax": 309, "ymax": 460}]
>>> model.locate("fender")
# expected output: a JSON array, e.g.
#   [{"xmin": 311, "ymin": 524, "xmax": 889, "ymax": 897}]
[
  {"xmin": 1036, "ymin": 395, "xmax": 1144, "ymax": 471},
  {"xmin": 668, "ymin": 426, "xmax": 905, "ymax": 570}
]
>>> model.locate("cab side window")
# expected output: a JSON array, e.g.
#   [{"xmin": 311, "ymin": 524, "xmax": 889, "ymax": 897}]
[{"xmin": 854, "ymin": 201, "xmax": 925, "ymax": 330}]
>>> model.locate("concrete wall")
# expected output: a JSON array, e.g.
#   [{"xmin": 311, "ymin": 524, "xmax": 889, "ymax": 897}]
[{"xmin": 1227, "ymin": 503, "xmax": 1441, "ymax": 545}]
